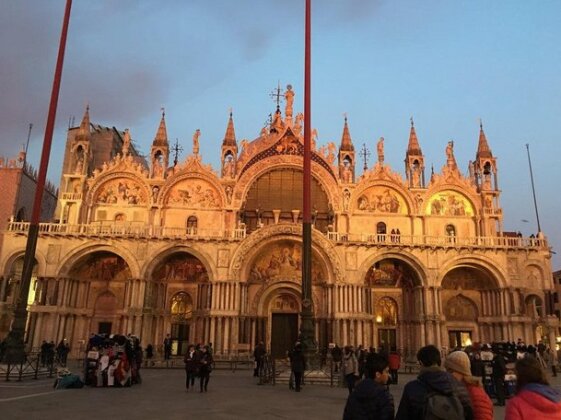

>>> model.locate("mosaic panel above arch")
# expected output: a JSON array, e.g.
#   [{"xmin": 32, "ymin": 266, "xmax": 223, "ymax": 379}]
[
  {"xmin": 356, "ymin": 186, "xmax": 408, "ymax": 214},
  {"xmin": 425, "ymin": 190, "xmax": 474, "ymax": 216},
  {"xmin": 69, "ymin": 252, "xmax": 131, "ymax": 282},
  {"xmin": 165, "ymin": 179, "xmax": 221, "ymax": 208},
  {"xmin": 170, "ymin": 291, "xmax": 193, "ymax": 321},
  {"xmin": 152, "ymin": 253, "xmax": 209, "ymax": 283},
  {"xmin": 365, "ymin": 259, "xmax": 418, "ymax": 289},
  {"xmin": 248, "ymin": 240, "xmax": 326, "ymax": 285},
  {"xmin": 94, "ymin": 178, "xmax": 148, "ymax": 205},
  {"xmin": 445, "ymin": 294, "xmax": 478, "ymax": 321}
]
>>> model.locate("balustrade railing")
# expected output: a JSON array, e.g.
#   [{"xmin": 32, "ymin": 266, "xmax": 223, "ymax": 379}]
[
  {"xmin": 5, "ymin": 221, "xmax": 546, "ymax": 250},
  {"xmin": 325, "ymin": 231, "xmax": 547, "ymax": 249},
  {"xmin": 6, "ymin": 222, "xmax": 247, "ymax": 240}
]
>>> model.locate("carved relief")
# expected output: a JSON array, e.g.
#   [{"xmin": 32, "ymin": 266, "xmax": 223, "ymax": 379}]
[
  {"xmin": 426, "ymin": 191, "xmax": 473, "ymax": 216},
  {"xmin": 95, "ymin": 178, "xmax": 148, "ymax": 205},
  {"xmin": 357, "ymin": 187, "xmax": 405, "ymax": 214},
  {"xmin": 272, "ymin": 293, "xmax": 299, "ymax": 312},
  {"xmin": 165, "ymin": 179, "xmax": 220, "ymax": 208},
  {"xmin": 217, "ymin": 249, "xmax": 229, "ymax": 268}
]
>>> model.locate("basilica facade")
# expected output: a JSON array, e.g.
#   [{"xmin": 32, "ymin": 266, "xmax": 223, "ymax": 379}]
[{"xmin": 0, "ymin": 88, "xmax": 556, "ymax": 358}]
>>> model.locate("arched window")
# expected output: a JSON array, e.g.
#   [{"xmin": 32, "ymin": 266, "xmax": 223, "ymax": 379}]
[
  {"xmin": 186, "ymin": 216, "xmax": 198, "ymax": 235},
  {"xmin": 375, "ymin": 296, "xmax": 398, "ymax": 326},
  {"xmin": 446, "ymin": 224, "xmax": 456, "ymax": 241},
  {"xmin": 170, "ymin": 292, "xmax": 193, "ymax": 320},
  {"xmin": 115, "ymin": 213, "xmax": 126, "ymax": 222},
  {"xmin": 376, "ymin": 222, "xmax": 387, "ymax": 242}
]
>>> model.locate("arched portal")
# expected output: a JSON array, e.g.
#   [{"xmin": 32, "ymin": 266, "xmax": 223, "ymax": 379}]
[
  {"xmin": 68, "ymin": 251, "xmax": 132, "ymax": 336},
  {"xmin": 441, "ymin": 266, "xmax": 499, "ymax": 347},
  {"xmin": 1, "ymin": 256, "xmax": 38, "ymax": 341},
  {"xmin": 364, "ymin": 258, "xmax": 421, "ymax": 354},
  {"xmin": 149, "ymin": 252, "xmax": 209, "ymax": 355}
]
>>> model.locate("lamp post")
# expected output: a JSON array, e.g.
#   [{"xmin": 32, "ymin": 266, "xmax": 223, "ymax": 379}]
[{"xmin": 4, "ymin": 0, "xmax": 72, "ymax": 363}]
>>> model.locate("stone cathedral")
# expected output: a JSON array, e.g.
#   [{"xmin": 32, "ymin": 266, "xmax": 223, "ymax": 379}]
[{"xmin": 0, "ymin": 86, "xmax": 557, "ymax": 358}]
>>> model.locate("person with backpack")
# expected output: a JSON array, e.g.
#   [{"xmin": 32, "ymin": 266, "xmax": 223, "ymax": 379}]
[
  {"xmin": 395, "ymin": 345, "xmax": 473, "ymax": 420},
  {"xmin": 505, "ymin": 356, "xmax": 561, "ymax": 419},
  {"xmin": 343, "ymin": 354, "xmax": 394, "ymax": 420},
  {"xmin": 445, "ymin": 351, "xmax": 493, "ymax": 420}
]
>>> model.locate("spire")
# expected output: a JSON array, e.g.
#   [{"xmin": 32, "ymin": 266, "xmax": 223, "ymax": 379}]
[
  {"xmin": 76, "ymin": 104, "xmax": 91, "ymax": 141},
  {"xmin": 153, "ymin": 108, "xmax": 168, "ymax": 146},
  {"xmin": 340, "ymin": 115, "xmax": 354, "ymax": 151},
  {"xmin": 476, "ymin": 119, "xmax": 493, "ymax": 158},
  {"xmin": 407, "ymin": 117, "xmax": 422, "ymax": 154},
  {"xmin": 222, "ymin": 109, "xmax": 237, "ymax": 146}
]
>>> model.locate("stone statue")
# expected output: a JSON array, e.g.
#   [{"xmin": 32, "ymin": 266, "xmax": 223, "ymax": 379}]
[
  {"xmin": 193, "ymin": 129, "xmax": 201, "ymax": 155},
  {"xmin": 446, "ymin": 140, "xmax": 457, "ymax": 169},
  {"xmin": 284, "ymin": 84, "xmax": 294, "ymax": 119},
  {"xmin": 377, "ymin": 137, "xmax": 384, "ymax": 164},
  {"xmin": 75, "ymin": 157, "xmax": 84, "ymax": 174}
]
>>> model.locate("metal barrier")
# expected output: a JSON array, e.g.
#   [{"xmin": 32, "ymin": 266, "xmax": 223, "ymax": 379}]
[{"xmin": 0, "ymin": 351, "xmax": 72, "ymax": 382}]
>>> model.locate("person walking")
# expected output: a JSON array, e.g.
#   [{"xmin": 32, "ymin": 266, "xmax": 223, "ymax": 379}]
[
  {"xmin": 343, "ymin": 354, "xmax": 394, "ymax": 420},
  {"xmin": 491, "ymin": 348, "xmax": 507, "ymax": 406},
  {"xmin": 163, "ymin": 334, "xmax": 172, "ymax": 360},
  {"xmin": 289, "ymin": 342, "xmax": 306, "ymax": 392},
  {"xmin": 445, "ymin": 351, "xmax": 494, "ymax": 420},
  {"xmin": 253, "ymin": 341, "xmax": 266, "ymax": 377},
  {"xmin": 388, "ymin": 351, "xmax": 400, "ymax": 385},
  {"xmin": 198, "ymin": 345, "xmax": 213, "ymax": 392},
  {"xmin": 183, "ymin": 344, "xmax": 200, "ymax": 391},
  {"xmin": 342, "ymin": 346, "xmax": 359, "ymax": 395},
  {"xmin": 505, "ymin": 356, "xmax": 561, "ymax": 419},
  {"xmin": 395, "ymin": 344, "xmax": 473, "ymax": 420}
]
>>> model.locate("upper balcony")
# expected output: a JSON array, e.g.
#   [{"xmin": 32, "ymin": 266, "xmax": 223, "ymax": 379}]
[{"xmin": 4, "ymin": 221, "xmax": 547, "ymax": 252}]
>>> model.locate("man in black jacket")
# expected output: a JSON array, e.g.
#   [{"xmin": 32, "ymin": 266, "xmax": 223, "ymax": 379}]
[
  {"xmin": 343, "ymin": 354, "xmax": 394, "ymax": 420},
  {"xmin": 395, "ymin": 345, "xmax": 473, "ymax": 420},
  {"xmin": 491, "ymin": 349, "xmax": 506, "ymax": 406}
]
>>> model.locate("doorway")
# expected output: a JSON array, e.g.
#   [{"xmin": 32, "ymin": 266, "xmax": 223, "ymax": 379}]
[
  {"xmin": 171, "ymin": 323, "xmax": 190, "ymax": 356},
  {"xmin": 378, "ymin": 329, "xmax": 397, "ymax": 352},
  {"xmin": 271, "ymin": 313, "xmax": 298, "ymax": 358},
  {"xmin": 448, "ymin": 330, "xmax": 472, "ymax": 349},
  {"xmin": 98, "ymin": 322, "xmax": 112, "ymax": 335}
]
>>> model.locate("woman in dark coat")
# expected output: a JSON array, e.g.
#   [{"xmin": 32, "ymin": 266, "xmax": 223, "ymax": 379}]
[
  {"xmin": 198, "ymin": 345, "xmax": 213, "ymax": 392},
  {"xmin": 183, "ymin": 345, "xmax": 200, "ymax": 391},
  {"xmin": 289, "ymin": 343, "xmax": 307, "ymax": 392}
]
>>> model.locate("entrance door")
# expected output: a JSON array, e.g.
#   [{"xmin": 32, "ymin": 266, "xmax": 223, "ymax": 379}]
[
  {"xmin": 378, "ymin": 329, "xmax": 397, "ymax": 352},
  {"xmin": 98, "ymin": 322, "xmax": 112, "ymax": 335},
  {"xmin": 271, "ymin": 313, "xmax": 298, "ymax": 358},
  {"xmin": 171, "ymin": 323, "xmax": 190, "ymax": 355},
  {"xmin": 448, "ymin": 330, "xmax": 472, "ymax": 349}
]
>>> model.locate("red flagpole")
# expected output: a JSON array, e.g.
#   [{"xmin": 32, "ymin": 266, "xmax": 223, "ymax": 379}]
[
  {"xmin": 5, "ymin": 0, "xmax": 73, "ymax": 362},
  {"xmin": 300, "ymin": 0, "xmax": 316, "ymax": 356}
]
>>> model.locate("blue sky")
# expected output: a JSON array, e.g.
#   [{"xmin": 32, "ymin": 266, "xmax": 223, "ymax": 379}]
[{"xmin": 1, "ymin": 1, "xmax": 560, "ymax": 269}]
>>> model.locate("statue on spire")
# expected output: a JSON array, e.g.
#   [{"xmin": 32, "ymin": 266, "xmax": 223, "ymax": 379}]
[
  {"xmin": 193, "ymin": 129, "xmax": 201, "ymax": 155},
  {"xmin": 284, "ymin": 84, "xmax": 294, "ymax": 120},
  {"xmin": 377, "ymin": 137, "xmax": 385, "ymax": 164},
  {"xmin": 446, "ymin": 140, "xmax": 457, "ymax": 170}
]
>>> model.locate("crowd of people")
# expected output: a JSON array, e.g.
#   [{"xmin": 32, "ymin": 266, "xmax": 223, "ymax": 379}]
[{"xmin": 340, "ymin": 341, "xmax": 561, "ymax": 420}]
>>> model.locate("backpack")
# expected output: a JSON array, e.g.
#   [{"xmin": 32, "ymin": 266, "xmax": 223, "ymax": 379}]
[{"xmin": 424, "ymin": 391, "xmax": 464, "ymax": 420}]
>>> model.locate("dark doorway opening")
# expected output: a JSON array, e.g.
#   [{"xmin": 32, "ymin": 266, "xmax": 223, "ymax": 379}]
[
  {"xmin": 271, "ymin": 313, "xmax": 298, "ymax": 358},
  {"xmin": 98, "ymin": 322, "xmax": 112, "ymax": 335},
  {"xmin": 171, "ymin": 323, "xmax": 190, "ymax": 355},
  {"xmin": 378, "ymin": 328, "xmax": 397, "ymax": 352}
]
